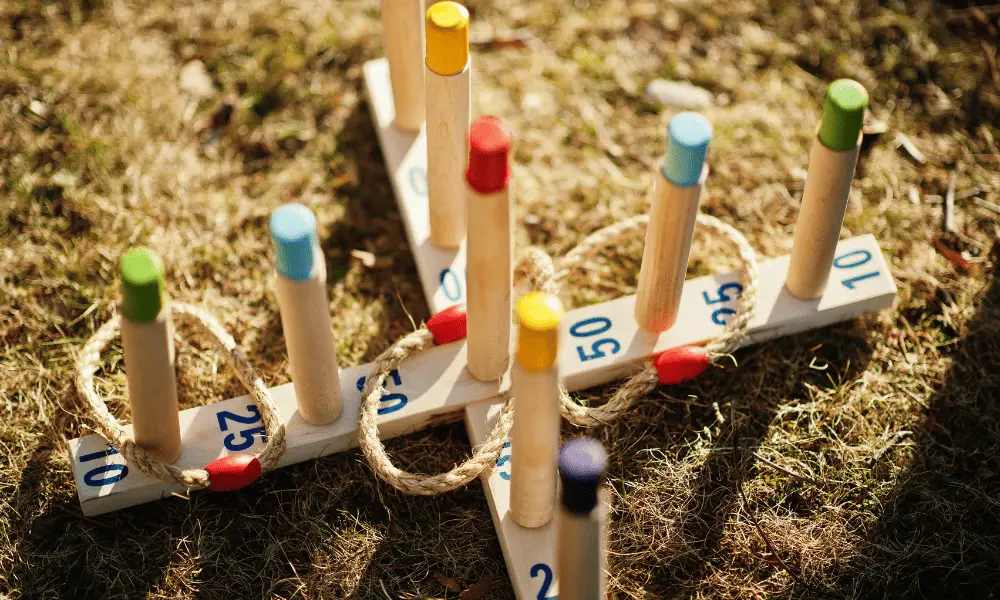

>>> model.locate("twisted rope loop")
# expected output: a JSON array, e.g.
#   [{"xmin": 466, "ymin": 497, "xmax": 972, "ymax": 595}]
[
  {"xmin": 76, "ymin": 303, "xmax": 286, "ymax": 490},
  {"xmin": 357, "ymin": 213, "xmax": 759, "ymax": 493}
]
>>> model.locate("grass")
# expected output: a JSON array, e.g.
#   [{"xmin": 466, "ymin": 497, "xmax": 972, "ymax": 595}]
[{"xmin": 2, "ymin": 0, "xmax": 1000, "ymax": 597}]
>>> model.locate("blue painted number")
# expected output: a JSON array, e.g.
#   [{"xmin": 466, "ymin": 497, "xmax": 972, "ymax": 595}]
[
  {"xmin": 439, "ymin": 268, "xmax": 463, "ymax": 302},
  {"xmin": 833, "ymin": 249, "xmax": 880, "ymax": 289},
  {"xmin": 495, "ymin": 441, "xmax": 512, "ymax": 481},
  {"xmin": 356, "ymin": 369, "xmax": 408, "ymax": 415},
  {"xmin": 703, "ymin": 282, "xmax": 743, "ymax": 326},
  {"xmin": 80, "ymin": 444, "xmax": 128, "ymax": 487},
  {"xmin": 570, "ymin": 316, "xmax": 620, "ymax": 362},
  {"xmin": 530, "ymin": 563, "xmax": 557, "ymax": 599},
  {"xmin": 408, "ymin": 166, "xmax": 427, "ymax": 197},
  {"xmin": 217, "ymin": 405, "xmax": 266, "ymax": 451}
]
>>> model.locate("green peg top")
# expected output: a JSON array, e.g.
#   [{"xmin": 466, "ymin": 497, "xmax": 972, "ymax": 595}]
[
  {"xmin": 119, "ymin": 248, "xmax": 165, "ymax": 322},
  {"xmin": 817, "ymin": 79, "xmax": 869, "ymax": 152}
]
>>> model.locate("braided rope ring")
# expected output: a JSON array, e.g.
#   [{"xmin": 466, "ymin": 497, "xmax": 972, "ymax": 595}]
[
  {"xmin": 76, "ymin": 303, "xmax": 287, "ymax": 490},
  {"xmin": 355, "ymin": 250, "xmax": 554, "ymax": 495},
  {"xmin": 358, "ymin": 216, "xmax": 759, "ymax": 492},
  {"xmin": 553, "ymin": 213, "xmax": 760, "ymax": 427}
]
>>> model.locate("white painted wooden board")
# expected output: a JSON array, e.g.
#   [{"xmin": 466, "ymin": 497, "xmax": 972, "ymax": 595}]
[
  {"xmin": 67, "ymin": 60, "xmax": 897, "ymax": 600},
  {"xmin": 69, "ymin": 341, "xmax": 502, "ymax": 516},
  {"xmin": 363, "ymin": 57, "xmax": 467, "ymax": 313},
  {"xmin": 364, "ymin": 55, "xmax": 897, "ymax": 600},
  {"xmin": 68, "ymin": 231, "xmax": 896, "ymax": 517}
]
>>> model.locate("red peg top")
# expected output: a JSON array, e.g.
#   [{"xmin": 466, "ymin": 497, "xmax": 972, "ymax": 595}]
[{"xmin": 466, "ymin": 116, "xmax": 512, "ymax": 195}]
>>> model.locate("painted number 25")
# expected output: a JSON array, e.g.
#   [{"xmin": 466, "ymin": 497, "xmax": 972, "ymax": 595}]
[
  {"xmin": 702, "ymin": 282, "xmax": 743, "ymax": 326},
  {"xmin": 570, "ymin": 317, "xmax": 620, "ymax": 362},
  {"xmin": 216, "ymin": 405, "xmax": 266, "ymax": 451}
]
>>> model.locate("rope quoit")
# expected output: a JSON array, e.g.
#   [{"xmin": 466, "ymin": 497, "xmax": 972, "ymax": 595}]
[
  {"xmin": 551, "ymin": 213, "xmax": 759, "ymax": 427},
  {"xmin": 76, "ymin": 303, "xmax": 286, "ymax": 490},
  {"xmin": 356, "ymin": 249, "xmax": 553, "ymax": 495},
  {"xmin": 358, "ymin": 215, "xmax": 760, "ymax": 493}
]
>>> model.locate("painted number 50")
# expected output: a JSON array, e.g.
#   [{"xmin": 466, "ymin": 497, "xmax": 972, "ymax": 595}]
[{"xmin": 569, "ymin": 317, "xmax": 620, "ymax": 362}]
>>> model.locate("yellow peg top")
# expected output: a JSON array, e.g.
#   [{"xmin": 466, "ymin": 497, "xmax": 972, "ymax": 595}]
[
  {"xmin": 516, "ymin": 292, "xmax": 564, "ymax": 372},
  {"xmin": 425, "ymin": 2, "xmax": 470, "ymax": 76}
]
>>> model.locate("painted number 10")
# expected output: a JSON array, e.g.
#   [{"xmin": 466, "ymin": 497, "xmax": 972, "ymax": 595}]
[
  {"xmin": 833, "ymin": 249, "xmax": 880, "ymax": 289},
  {"xmin": 79, "ymin": 444, "xmax": 128, "ymax": 487},
  {"xmin": 570, "ymin": 316, "xmax": 620, "ymax": 362}
]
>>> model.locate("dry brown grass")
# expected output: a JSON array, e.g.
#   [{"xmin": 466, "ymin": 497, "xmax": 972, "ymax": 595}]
[{"xmin": 2, "ymin": 0, "xmax": 1000, "ymax": 597}]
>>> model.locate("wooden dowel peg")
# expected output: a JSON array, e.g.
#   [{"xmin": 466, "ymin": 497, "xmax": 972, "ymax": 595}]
[
  {"xmin": 271, "ymin": 204, "xmax": 343, "ymax": 425},
  {"xmin": 786, "ymin": 79, "xmax": 868, "ymax": 300},
  {"xmin": 635, "ymin": 112, "xmax": 712, "ymax": 333},
  {"xmin": 119, "ymin": 248, "xmax": 182, "ymax": 463},
  {"xmin": 510, "ymin": 292, "xmax": 564, "ymax": 528},
  {"xmin": 425, "ymin": 1, "xmax": 471, "ymax": 248},
  {"xmin": 466, "ymin": 116, "xmax": 514, "ymax": 382},
  {"xmin": 381, "ymin": 0, "xmax": 425, "ymax": 131},
  {"xmin": 557, "ymin": 437, "xmax": 609, "ymax": 600}
]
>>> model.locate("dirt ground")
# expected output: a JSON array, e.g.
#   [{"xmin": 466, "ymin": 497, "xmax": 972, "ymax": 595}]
[{"xmin": 2, "ymin": 0, "xmax": 1000, "ymax": 598}]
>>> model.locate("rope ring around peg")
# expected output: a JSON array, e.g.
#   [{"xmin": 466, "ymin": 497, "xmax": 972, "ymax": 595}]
[
  {"xmin": 358, "ymin": 214, "xmax": 760, "ymax": 493},
  {"xmin": 76, "ymin": 303, "xmax": 287, "ymax": 490},
  {"xmin": 355, "ymin": 250, "xmax": 556, "ymax": 496},
  {"xmin": 552, "ymin": 213, "xmax": 760, "ymax": 427}
]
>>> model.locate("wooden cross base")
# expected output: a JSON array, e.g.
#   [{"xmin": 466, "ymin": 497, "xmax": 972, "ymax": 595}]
[{"xmin": 64, "ymin": 55, "xmax": 896, "ymax": 600}]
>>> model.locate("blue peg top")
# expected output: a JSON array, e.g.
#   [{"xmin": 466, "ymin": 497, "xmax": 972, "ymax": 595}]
[
  {"xmin": 269, "ymin": 203, "xmax": 317, "ymax": 281},
  {"xmin": 661, "ymin": 112, "xmax": 712, "ymax": 188},
  {"xmin": 559, "ymin": 437, "xmax": 609, "ymax": 514}
]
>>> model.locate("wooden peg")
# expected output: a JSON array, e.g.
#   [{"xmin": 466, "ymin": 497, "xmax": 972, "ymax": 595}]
[
  {"xmin": 271, "ymin": 204, "xmax": 343, "ymax": 425},
  {"xmin": 119, "ymin": 248, "xmax": 182, "ymax": 463},
  {"xmin": 786, "ymin": 79, "xmax": 868, "ymax": 300},
  {"xmin": 425, "ymin": 1, "xmax": 471, "ymax": 248},
  {"xmin": 557, "ymin": 437, "xmax": 608, "ymax": 600},
  {"xmin": 381, "ymin": 0, "xmax": 425, "ymax": 131},
  {"xmin": 510, "ymin": 292, "xmax": 564, "ymax": 528},
  {"xmin": 635, "ymin": 112, "xmax": 712, "ymax": 333},
  {"xmin": 466, "ymin": 116, "xmax": 514, "ymax": 381}
]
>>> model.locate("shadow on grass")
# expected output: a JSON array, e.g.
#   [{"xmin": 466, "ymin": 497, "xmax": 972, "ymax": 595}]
[
  {"xmin": 13, "ymin": 443, "xmax": 176, "ymax": 599},
  {"xmin": 817, "ymin": 266, "xmax": 1000, "ymax": 598},
  {"xmin": 600, "ymin": 317, "xmax": 879, "ymax": 597},
  {"xmin": 239, "ymin": 97, "xmax": 429, "ymax": 370},
  {"xmin": 9, "ymin": 78, "xmax": 507, "ymax": 599}
]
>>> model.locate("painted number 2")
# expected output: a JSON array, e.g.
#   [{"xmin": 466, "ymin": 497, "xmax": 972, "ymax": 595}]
[
  {"xmin": 702, "ymin": 282, "xmax": 743, "ymax": 326},
  {"xmin": 217, "ymin": 405, "xmax": 266, "ymax": 451},
  {"xmin": 530, "ymin": 563, "xmax": 557, "ymax": 599},
  {"xmin": 570, "ymin": 317, "xmax": 620, "ymax": 362},
  {"xmin": 833, "ymin": 249, "xmax": 880, "ymax": 289},
  {"xmin": 356, "ymin": 369, "xmax": 408, "ymax": 416}
]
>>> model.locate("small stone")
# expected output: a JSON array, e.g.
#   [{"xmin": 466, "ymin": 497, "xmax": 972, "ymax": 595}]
[
  {"xmin": 645, "ymin": 79, "xmax": 713, "ymax": 109},
  {"xmin": 179, "ymin": 60, "xmax": 215, "ymax": 98},
  {"xmin": 50, "ymin": 170, "xmax": 77, "ymax": 188}
]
